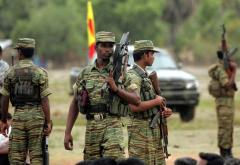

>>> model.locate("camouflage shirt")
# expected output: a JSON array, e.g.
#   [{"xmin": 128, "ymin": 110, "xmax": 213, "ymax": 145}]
[
  {"xmin": 0, "ymin": 59, "xmax": 9, "ymax": 86},
  {"xmin": 73, "ymin": 61, "xmax": 112, "ymax": 106},
  {"xmin": 208, "ymin": 61, "xmax": 235, "ymax": 106},
  {"xmin": 0, "ymin": 59, "xmax": 51, "ymax": 98},
  {"xmin": 126, "ymin": 64, "xmax": 158, "ymax": 118},
  {"xmin": 208, "ymin": 61, "xmax": 229, "ymax": 87}
]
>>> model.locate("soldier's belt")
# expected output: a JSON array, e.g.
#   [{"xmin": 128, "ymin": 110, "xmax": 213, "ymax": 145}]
[
  {"xmin": 86, "ymin": 113, "xmax": 107, "ymax": 120},
  {"xmin": 89, "ymin": 104, "xmax": 109, "ymax": 113},
  {"xmin": 86, "ymin": 113, "xmax": 118, "ymax": 120},
  {"xmin": 15, "ymin": 103, "xmax": 40, "ymax": 109}
]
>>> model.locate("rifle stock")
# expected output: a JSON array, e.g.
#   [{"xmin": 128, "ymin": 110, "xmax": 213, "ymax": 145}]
[{"xmin": 148, "ymin": 71, "xmax": 170, "ymax": 158}]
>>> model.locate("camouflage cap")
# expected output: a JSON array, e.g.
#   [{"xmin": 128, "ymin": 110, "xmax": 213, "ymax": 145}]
[
  {"xmin": 14, "ymin": 38, "xmax": 35, "ymax": 49},
  {"xmin": 96, "ymin": 31, "xmax": 115, "ymax": 43},
  {"xmin": 133, "ymin": 40, "xmax": 159, "ymax": 53}
]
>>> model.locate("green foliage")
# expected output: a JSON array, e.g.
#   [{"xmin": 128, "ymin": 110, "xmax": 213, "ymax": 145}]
[
  {"xmin": 11, "ymin": 2, "xmax": 83, "ymax": 63},
  {"xmin": 1, "ymin": 0, "xmax": 240, "ymax": 65}
]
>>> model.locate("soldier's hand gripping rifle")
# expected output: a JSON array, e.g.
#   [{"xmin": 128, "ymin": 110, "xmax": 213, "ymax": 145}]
[
  {"xmin": 218, "ymin": 24, "xmax": 238, "ymax": 90},
  {"xmin": 149, "ymin": 71, "xmax": 170, "ymax": 158}
]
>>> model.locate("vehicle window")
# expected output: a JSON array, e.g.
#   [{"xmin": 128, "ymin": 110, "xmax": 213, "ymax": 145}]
[
  {"xmin": 128, "ymin": 51, "xmax": 177, "ymax": 70},
  {"xmin": 149, "ymin": 52, "xmax": 177, "ymax": 70}
]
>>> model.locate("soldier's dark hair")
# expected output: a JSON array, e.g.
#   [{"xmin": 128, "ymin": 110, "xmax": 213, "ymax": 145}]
[
  {"xmin": 96, "ymin": 42, "xmax": 100, "ymax": 47},
  {"xmin": 0, "ymin": 45, "xmax": 2, "ymax": 53},
  {"xmin": 92, "ymin": 157, "xmax": 117, "ymax": 165},
  {"xmin": 199, "ymin": 152, "xmax": 224, "ymax": 165},
  {"xmin": 18, "ymin": 48, "xmax": 34, "ymax": 58},
  {"xmin": 117, "ymin": 157, "xmax": 146, "ymax": 165},
  {"xmin": 133, "ymin": 50, "xmax": 152, "ymax": 62},
  {"xmin": 75, "ymin": 160, "xmax": 93, "ymax": 165},
  {"xmin": 174, "ymin": 157, "xmax": 197, "ymax": 165},
  {"xmin": 95, "ymin": 42, "xmax": 114, "ymax": 48}
]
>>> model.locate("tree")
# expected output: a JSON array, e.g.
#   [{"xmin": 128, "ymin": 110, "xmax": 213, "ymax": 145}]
[
  {"xmin": 11, "ymin": 2, "xmax": 83, "ymax": 65},
  {"xmin": 161, "ymin": 0, "xmax": 197, "ymax": 54}
]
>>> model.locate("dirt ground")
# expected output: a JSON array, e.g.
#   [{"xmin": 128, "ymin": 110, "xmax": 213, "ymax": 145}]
[
  {"xmin": 49, "ymin": 125, "xmax": 240, "ymax": 165},
  {"xmin": 46, "ymin": 67, "xmax": 240, "ymax": 165}
]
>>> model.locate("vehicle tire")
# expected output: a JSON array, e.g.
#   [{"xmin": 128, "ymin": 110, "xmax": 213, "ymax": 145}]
[{"xmin": 179, "ymin": 106, "xmax": 195, "ymax": 122}]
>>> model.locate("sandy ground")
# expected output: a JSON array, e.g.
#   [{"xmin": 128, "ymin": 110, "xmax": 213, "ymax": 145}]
[
  {"xmin": 45, "ymin": 68, "xmax": 240, "ymax": 165},
  {"xmin": 49, "ymin": 125, "xmax": 240, "ymax": 165}
]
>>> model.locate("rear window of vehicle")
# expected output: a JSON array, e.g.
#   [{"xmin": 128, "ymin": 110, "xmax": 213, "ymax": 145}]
[{"xmin": 128, "ymin": 50, "xmax": 177, "ymax": 70}]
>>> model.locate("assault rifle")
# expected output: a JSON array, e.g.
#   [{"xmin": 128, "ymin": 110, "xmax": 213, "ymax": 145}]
[
  {"xmin": 112, "ymin": 32, "xmax": 130, "ymax": 84},
  {"xmin": 149, "ymin": 71, "xmax": 170, "ymax": 158},
  {"xmin": 101, "ymin": 32, "xmax": 130, "ymax": 97},
  {"xmin": 218, "ymin": 24, "xmax": 238, "ymax": 91}
]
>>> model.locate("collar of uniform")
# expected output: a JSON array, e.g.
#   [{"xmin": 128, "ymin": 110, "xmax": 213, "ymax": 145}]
[
  {"xmin": 18, "ymin": 59, "xmax": 34, "ymax": 66},
  {"xmin": 91, "ymin": 60, "xmax": 112, "ymax": 72},
  {"xmin": 133, "ymin": 63, "xmax": 148, "ymax": 76}
]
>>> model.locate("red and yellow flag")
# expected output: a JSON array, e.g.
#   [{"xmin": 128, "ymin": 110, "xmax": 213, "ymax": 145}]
[{"xmin": 87, "ymin": 0, "xmax": 96, "ymax": 64}]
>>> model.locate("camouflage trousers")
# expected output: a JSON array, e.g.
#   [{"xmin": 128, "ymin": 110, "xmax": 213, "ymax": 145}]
[
  {"xmin": 128, "ymin": 118, "xmax": 166, "ymax": 165},
  {"xmin": 216, "ymin": 98, "xmax": 234, "ymax": 149},
  {"xmin": 9, "ymin": 106, "xmax": 44, "ymax": 165},
  {"xmin": 84, "ymin": 115, "xmax": 125, "ymax": 160}
]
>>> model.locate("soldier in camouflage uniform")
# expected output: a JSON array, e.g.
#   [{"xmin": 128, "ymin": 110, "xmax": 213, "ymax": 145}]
[
  {"xmin": 208, "ymin": 51, "xmax": 237, "ymax": 159},
  {"xmin": 0, "ymin": 46, "xmax": 10, "ymax": 111},
  {"xmin": 0, "ymin": 38, "xmax": 52, "ymax": 165},
  {"xmin": 0, "ymin": 46, "xmax": 9, "ymax": 87},
  {"xmin": 64, "ymin": 31, "xmax": 140, "ymax": 160},
  {"xmin": 126, "ymin": 40, "xmax": 172, "ymax": 165}
]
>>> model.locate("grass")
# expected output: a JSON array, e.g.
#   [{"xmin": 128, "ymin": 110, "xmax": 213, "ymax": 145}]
[{"xmin": 31, "ymin": 67, "xmax": 240, "ymax": 164}]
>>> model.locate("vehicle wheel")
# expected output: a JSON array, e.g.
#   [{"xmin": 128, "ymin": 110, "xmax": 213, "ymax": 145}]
[{"xmin": 179, "ymin": 106, "xmax": 195, "ymax": 122}]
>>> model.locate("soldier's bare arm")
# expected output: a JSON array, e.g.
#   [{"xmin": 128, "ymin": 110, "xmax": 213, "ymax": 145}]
[
  {"xmin": 0, "ymin": 96, "xmax": 9, "ymax": 136},
  {"xmin": 64, "ymin": 95, "xmax": 79, "ymax": 150},
  {"xmin": 41, "ymin": 97, "xmax": 52, "ymax": 136},
  {"xmin": 129, "ymin": 95, "xmax": 165, "ymax": 112},
  {"xmin": 106, "ymin": 73, "xmax": 140, "ymax": 105}
]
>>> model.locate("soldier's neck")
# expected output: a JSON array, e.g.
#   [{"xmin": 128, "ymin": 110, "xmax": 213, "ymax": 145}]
[
  {"xmin": 96, "ymin": 59, "xmax": 109, "ymax": 69},
  {"xmin": 135, "ymin": 61, "xmax": 146, "ymax": 70}
]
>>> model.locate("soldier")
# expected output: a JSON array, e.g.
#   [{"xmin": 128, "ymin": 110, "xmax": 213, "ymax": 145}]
[
  {"xmin": 0, "ymin": 45, "xmax": 9, "ymax": 88},
  {"xmin": 0, "ymin": 38, "xmax": 52, "ymax": 164},
  {"xmin": 0, "ymin": 46, "xmax": 10, "ymax": 111},
  {"xmin": 126, "ymin": 40, "xmax": 172, "ymax": 165},
  {"xmin": 208, "ymin": 50, "xmax": 237, "ymax": 159},
  {"xmin": 64, "ymin": 31, "xmax": 140, "ymax": 160}
]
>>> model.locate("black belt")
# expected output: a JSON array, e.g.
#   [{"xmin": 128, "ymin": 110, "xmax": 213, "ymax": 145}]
[
  {"xmin": 86, "ymin": 113, "xmax": 107, "ymax": 120},
  {"xmin": 89, "ymin": 104, "xmax": 109, "ymax": 113}
]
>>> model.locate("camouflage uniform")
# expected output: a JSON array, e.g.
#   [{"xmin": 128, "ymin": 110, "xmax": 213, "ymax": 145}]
[
  {"xmin": 126, "ymin": 40, "xmax": 165, "ymax": 165},
  {"xmin": 74, "ymin": 32, "xmax": 124, "ymax": 160},
  {"xmin": 0, "ymin": 58, "xmax": 9, "ymax": 87},
  {"xmin": 208, "ymin": 61, "xmax": 235, "ymax": 155},
  {"xmin": 0, "ymin": 47, "xmax": 9, "ymax": 110},
  {"xmin": 0, "ymin": 38, "xmax": 51, "ymax": 165}
]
